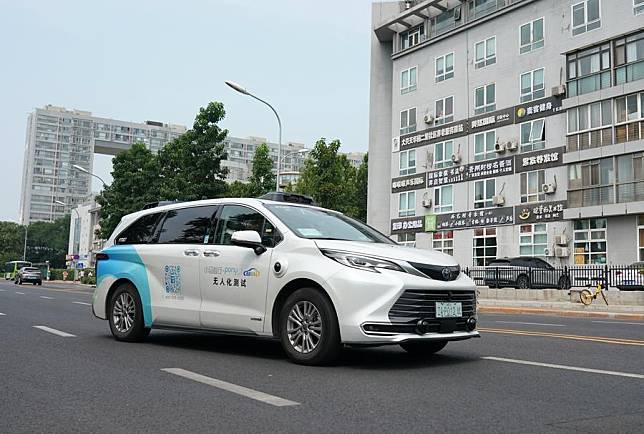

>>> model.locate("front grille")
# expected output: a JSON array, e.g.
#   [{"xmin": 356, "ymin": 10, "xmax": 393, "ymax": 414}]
[
  {"xmin": 409, "ymin": 262, "xmax": 460, "ymax": 281},
  {"xmin": 388, "ymin": 289, "xmax": 476, "ymax": 323}
]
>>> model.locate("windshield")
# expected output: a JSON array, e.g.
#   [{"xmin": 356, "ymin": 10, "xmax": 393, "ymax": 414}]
[{"xmin": 265, "ymin": 204, "xmax": 394, "ymax": 244}]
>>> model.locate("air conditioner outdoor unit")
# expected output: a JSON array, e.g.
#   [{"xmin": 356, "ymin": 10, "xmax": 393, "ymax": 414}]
[
  {"xmin": 451, "ymin": 153, "xmax": 461, "ymax": 164},
  {"xmin": 555, "ymin": 247, "xmax": 570, "ymax": 257},
  {"xmin": 543, "ymin": 248, "xmax": 552, "ymax": 257},
  {"xmin": 422, "ymin": 198, "xmax": 432, "ymax": 208},
  {"xmin": 542, "ymin": 183, "xmax": 557, "ymax": 194},
  {"xmin": 424, "ymin": 113, "xmax": 434, "ymax": 124},
  {"xmin": 552, "ymin": 84, "xmax": 566, "ymax": 97},
  {"xmin": 492, "ymin": 195, "xmax": 505, "ymax": 206},
  {"xmin": 506, "ymin": 140, "xmax": 518, "ymax": 151},
  {"xmin": 555, "ymin": 234, "xmax": 569, "ymax": 245},
  {"xmin": 494, "ymin": 141, "xmax": 506, "ymax": 153}
]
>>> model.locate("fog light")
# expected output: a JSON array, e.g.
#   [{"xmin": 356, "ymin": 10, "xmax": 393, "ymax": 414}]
[
  {"xmin": 466, "ymin": 317, "xmax": 477, "ymax": 331},
  {"xmin": 416, "ymin": 319, "xmax": 431, "ymax": 334}
]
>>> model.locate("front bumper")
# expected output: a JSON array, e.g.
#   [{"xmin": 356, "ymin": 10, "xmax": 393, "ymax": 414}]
[{"xmin": 326, "ymin": 267, "xmax": 479, "ymax": 345}]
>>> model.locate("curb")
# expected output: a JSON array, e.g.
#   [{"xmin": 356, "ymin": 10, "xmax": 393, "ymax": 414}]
[{"xmin": 478, "ymin": 306, "xmax": 644, "ymax": 320}]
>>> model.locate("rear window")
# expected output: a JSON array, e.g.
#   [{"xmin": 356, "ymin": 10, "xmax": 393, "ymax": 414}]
[
  {"xmin": 156, "ymin": 206, "xmax": 218, "ymax": 244},
  {"xmin": 116, "ymin": 212, "xmax": 162, "ymax": 245},
  {"xmin": 488, "ymin": 260, "xmax": 510, "ymax": 267},
  {"xmin": 23, "ymin": 267, "xmax": 39, "ymax": 272}
]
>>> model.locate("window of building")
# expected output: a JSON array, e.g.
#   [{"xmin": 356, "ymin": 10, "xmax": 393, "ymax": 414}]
[
  {"xmin": 475, "ymin": 36, "xmax": 496, "ymax": 69},
  {"xmin": 473, "ymin": 227, "xmax": 497, "ymax": 266},
  {"xmin": 519, "ymin": 224, "xmax": 548, "ymax": 257},
  {"xmin": 638, "ymin": 215, "xmax": 644, "ymax": 260},
  {"xmin": 214, "ymin": 205, "xmax": 280, "ymax": 247},
  {"xmin": 474, "ymin": 83, "xmax": 496, "ymax": 114},
  {"xmin": 566, "ymin": 44, "xmax": 610, "ymax": 97},
  {"xmin": 520, "ymin": 68, "xmax": 545, "ymax": 102},
  {"xmin": 432, "ymin": 230, "xmax": 454, "ymax": 255},
  {"xmin": 474, "ymin": 179, "xmax": 496, "ymax": 209},
  {"xmin": 636, "ymin": 0, "xmax": 644, "ymax": 15},
  {"xmin": 399, "ymin": 149, "xmax": 417, "ymax": 176},
  {"xmin": 400, "ymin": 108, "xmax": 417, "ymax": 135},
  {"xmin": 520, "ymin": 170, "xmax": 546, "ymax": 203},
  {"xmin": 568, "ymin": 158, "xmax": 615, "ymax": 207},
  {"xmin": 474, "ymin": 130, "xmax": 496, "ymax": 161},
  {"xmin": 434, "ymin": 185, "xmax": 453, "ymax": 213},
  {"xmin": 398, "ymin": 233, "xmax": 416, "ymax": 247},
  {"xmin": 434, "ymin": 140, "xmax": 454, "ymax": 169},
  {"xmin": 435, "ymin": 52, "xmax": 454, "ymax": 82},
  {"xmin": 399, "ymin": 191, "xmax": 416, "ymax": 217},
  {"xmin": 615, "ymin": 93, "xmax": 644, "ymax": 124},
  {"xmin": 157, "ymin": 206, "xmax": 218, "ymax": 244},
  {"xmin": 573, "ymin": 218, "xmax": 607, "ymax": 264},
  {"xmin": 401, "ymin": 67, "xmax": 417, "ymax": 94},
  {"xmin": 520, "ymin": 119, "xmax": 545, "ymax": 152},
  {"xmin": 572, "ymin": 0, "xmax": 601, "ymax": 36},
  {"xmin": 614, "ymin": 31, "xmax": 644, "ymax": 85},
  {"xmin": 401, "ymin": 25, "xmax": 425, "ymax": 51},
  {"xmin": 434, "ymin": 96, "xmax": 454, "ymax": 125},
  {"xmin": 566, "ymin": 100, "xmax": 613, "ymax": 150},
  {"xmin": 520, "ymin": 18, "xmax": 544, "ymax": 54},
  {"xmin": 616, "ymin": 153, "xmax": 644, "ymax": 203}
]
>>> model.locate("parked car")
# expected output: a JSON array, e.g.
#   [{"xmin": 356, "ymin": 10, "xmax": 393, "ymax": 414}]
[
  {"xmin": 15, "ymin": 267, "xmax": 42, "ymax": 285},
  {"xmin": 483, "ymin": 257, "xmax": 570, "ymax": 289},
  {"xmin": 614, "ymin": 262, "xmax": 644, "ymax": 291}
]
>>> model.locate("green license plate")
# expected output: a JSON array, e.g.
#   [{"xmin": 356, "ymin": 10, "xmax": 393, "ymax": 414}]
[{"xmin": 436, "ymin": 302, "xmax": 462, "ymax": 318}]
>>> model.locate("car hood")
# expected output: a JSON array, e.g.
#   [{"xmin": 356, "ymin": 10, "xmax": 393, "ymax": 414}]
[{"xmin": 313, "ymin": 240, "xmax": 458, "ymax": 267}]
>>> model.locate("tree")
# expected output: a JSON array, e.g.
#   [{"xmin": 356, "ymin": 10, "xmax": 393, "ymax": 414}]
[
  {"xmin": 157, "ymin": 102, "xmax": 229, "ymax": 201},
  {"xmin": 353, "ymin": 153, "xmax": 368, "ymax": 222},
  {"xmin": 246, "ymin": 143, "xmax": 275, "ymax": 197},
  {"xmin": 96, "ymin": 143, "xmax": 161, "ymax": 239},
  {"xmin": 26, "ymin": 215, "xmax": 70, "ymax": 268},
  {"xmin": 294, "ymin": 138, "xmax": 357, "ymax": 216},
  {"xmin": 0, "ymin": 221, "xmax": 25, "ymax": 266}
]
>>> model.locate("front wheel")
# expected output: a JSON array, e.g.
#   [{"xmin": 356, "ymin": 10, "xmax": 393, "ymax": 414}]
[
  {"xmin": 516, "ymin": 275, "xmax": 530, "ymax": 289},
  {"xmin": 108, "ymin": 283, "xmax": 150, "ymax": 342},
  {"xmin": 580, "ymin": 289, "xmax": 594, "ymax": 305},
  {"xmin": 400, "ymin": 341, "xmax": 448, "ymax": 356},
  {"xmin": 279, "ymin": 288, "xmax": 341, "ymax": 365}
]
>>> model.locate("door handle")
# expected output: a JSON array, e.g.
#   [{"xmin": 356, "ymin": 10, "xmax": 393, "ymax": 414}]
[
  {"xmin": 203, "ymin": 250, "xmax": 221, "ymax": 258},
  {"xmin": 183, "ymin": 249, "xmax": 200, "ymax": 257}
]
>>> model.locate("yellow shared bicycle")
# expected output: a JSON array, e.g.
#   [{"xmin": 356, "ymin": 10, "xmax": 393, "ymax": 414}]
[{"xmin": 580, "ymin": 278, "xmax": 608, "ymax": 306}]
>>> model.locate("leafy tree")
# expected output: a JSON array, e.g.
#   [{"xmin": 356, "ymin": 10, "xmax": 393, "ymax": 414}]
[
  {"xmin": 353, "ymin": 153, "xmax": 368, "ymax": 222},
  {"xmin": 246, "ymin": 143, "xmax": 275, "ymax": 197},
  {"xmin": 96, "ymin": 143, "xmax": 161, "ymax": 238},
  {"xmin": 225, "ymin": 180, "xmax": 250, "ymax": 198},
  {"xmin": 26, "ymin": 215, "xmax": 70, "ymax": 268},
  {"xmin": 0, "ymin": 221, "xmax": 25, "ymax": 266}
]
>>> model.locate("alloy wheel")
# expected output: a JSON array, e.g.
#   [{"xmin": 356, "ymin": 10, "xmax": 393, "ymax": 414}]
[
  {"xmin": 287, "ymin": 301, "xmax": 322, "ymax": 354},
  {"xmin": 112, "ymin": 292, "xmax": 136, "ymax": 333}
]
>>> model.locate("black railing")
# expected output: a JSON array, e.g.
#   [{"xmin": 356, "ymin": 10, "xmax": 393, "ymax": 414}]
[{"xmin": 463, "ymin": 264, "xmax": 644, "ymax": 290}]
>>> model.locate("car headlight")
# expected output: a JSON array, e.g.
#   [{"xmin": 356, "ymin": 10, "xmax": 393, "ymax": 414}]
[{"xmin": 320, "ymin": 249, "xmax": 405, "ymax": 273}]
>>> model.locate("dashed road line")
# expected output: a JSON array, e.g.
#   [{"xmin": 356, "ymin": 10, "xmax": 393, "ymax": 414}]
[
  {"xmin": 479, "ymin": 327, "xmax": 644, "ymax": 346},
  {"xmin": 33, "ymin": 326, "xmax": 76, "ymax": 338},
  {"xmin": 0, "ymin": 313, "xmax": 5, "ymax": 316},
  {"xmin": 592, "ymin": 320, "xmax": 644, "ymax": 326},
  {"xmin": 494, "ymin": 320, "xmax": 565, "ymax": 327},
  {"xmin": 483, "ymin": 356, "xmax": 644, "ymax": 379},
  {"xmin": 161, "ymin": 368, "xmax": 300, "ymax": 407},
  {"xmin": 72, "ymin": 301, "xmax": 92, "ymax": 306},
  {"xmin": 40, "ymin": 296, "xmax": 54, "ymax": 299},
  {"xmin": 15, "ymin": 292, "xmax": 25, "ymax": 295}
]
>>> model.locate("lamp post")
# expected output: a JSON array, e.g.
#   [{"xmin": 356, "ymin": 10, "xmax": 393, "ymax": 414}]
[
  {"xmin": 72, "ymin": 164, "xmax": 107, "ymax": 188},
  {"xmin": 278, "ymin": 149, "xmax": 308, "ymax": 187},
  {"xmin": 225, "ymin": 80, "xmax": 282, "ymax": 191},
  {"xmin": 56, "ymin": 200, "xmax": 80, "ymax": 282},
  {"xmin": 22, "ymin": 225, "xmax": 27, "ymax": 261}
]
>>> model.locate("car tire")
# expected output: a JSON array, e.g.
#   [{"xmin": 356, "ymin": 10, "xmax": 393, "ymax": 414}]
[
  {"xmin": 400, "ymin": 340, "xmax": 448, "ymax": 356},
  {"xmin": 37, "ymin": 281, "xmax": 42, "ymax": 286},
  {"xmin": 108, "ymin": 283, "xmax": 150, "ymax": 342},
  {"xmin": 516, "ymin": 275, "xmax": 530, "ymax": 289},
  {"xmin": 279, "ymin": 287, "xmax": 341, "ymax": 365}
]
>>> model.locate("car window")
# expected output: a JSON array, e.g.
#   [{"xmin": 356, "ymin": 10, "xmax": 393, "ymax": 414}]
[
  {"xmin": 488, "ymin": 260, "xmax": 509, "ymax": 267},
  {"xmin": 530, "ymin": 258, "xmax": 552, "ymax": 269},
  {"xmin": 116, "ymin": 212, "xmax": 162, "ymax": 245},
  {"xmin": 214, "ymin": 205, "xmax": 281, "ymax": 247},
  {"xmin": 510, "ymin": 258, "xmax": 530, "ymax": 267},
  {"xmin": 156, "ymin": 206, "xmax": 218, "ymax": 244},
  {"xmin": 23, "ymin": 267, "xmax": 39, "ymax": 272}
]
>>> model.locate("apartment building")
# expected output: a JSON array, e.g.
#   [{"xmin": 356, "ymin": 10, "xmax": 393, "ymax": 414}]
[{"xmin": 368, "ymin": 0, "xmax": 644, "ymax": 266}]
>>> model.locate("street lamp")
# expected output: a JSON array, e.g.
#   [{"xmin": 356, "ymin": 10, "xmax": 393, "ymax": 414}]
[
  {"xmin": 72, "ymin": 164, "xmax": 107, "ymax": 188},
  {"xmin": 225, "ymin": 80, "xmax": 282, "ymax": 191}
]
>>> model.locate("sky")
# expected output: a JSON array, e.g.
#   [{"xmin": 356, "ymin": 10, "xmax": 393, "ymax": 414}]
[{"xmin": 0, "ymin": 0, "xmax": 374, "ymax": 222}]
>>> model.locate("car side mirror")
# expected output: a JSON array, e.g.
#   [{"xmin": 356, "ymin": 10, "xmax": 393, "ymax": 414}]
[{"xmin": 231, "ymin": 230, "xmax": 267, "ymax": 255}]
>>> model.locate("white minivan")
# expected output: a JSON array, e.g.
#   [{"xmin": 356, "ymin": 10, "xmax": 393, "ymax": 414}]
[{"xmin": 92, "ymin": 193, "xmax": 478, "ymax": 364}]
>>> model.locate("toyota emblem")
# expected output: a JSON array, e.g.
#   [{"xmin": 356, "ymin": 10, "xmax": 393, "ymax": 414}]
[{"xmin": 442, "ymin": 268, "xmax": 451, "ymax": 280}]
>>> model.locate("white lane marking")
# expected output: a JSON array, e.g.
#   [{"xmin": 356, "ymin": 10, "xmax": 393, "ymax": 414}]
[
  {"xmin": 0, "ymin": 288, "xmax": 6, "ymax": 291},
  {"xmin": 40, "ymin": 296, "xmax": 54, "ymax": 299},
  {"xmin": 33, "ymin": 326, "xmax": 76, "ymax": 338},
  {"xmin": 15, "ymin": 292, "xmax": 25, "ymax": 295},
  {"xmin": 161, "ymin": 368, "xmax": 300, "ymax": 407},
  {"xmin": 0, "ymin": 313, "xmax": 5, "ymax": 316},
  {"xmin": 72, "ymin": 301, "xmax": 92, "ymax": 306},
  {"xmin": 592, "ymin": 320, "xmax": 644, "ymax": 326},
  {"xmin": 494, "ymin": 320, "xmax": 565, "ymax": 327},
  {"xmin": 483, "ymin": 356, "xmax": 644, "ymax": 379}
]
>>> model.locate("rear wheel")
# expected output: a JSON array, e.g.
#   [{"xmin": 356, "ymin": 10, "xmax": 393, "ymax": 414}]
[
  {"xmin": 108, "ymin": 283, "xmax": 150, "ymax": 342},
  {"xmin": 580, "ymin": 289, "xmax": 594, "ymax": 305},
  {"xmin": 400, "ymin": 341, "xmax": 448, "ymax": 356},
  {"xmin": 516, "ymin": 275, "xmax": 530, "ymax": 289},
  {"xmin": 279, "ymin": 288, "xmax": 340, "ymax": 365}
]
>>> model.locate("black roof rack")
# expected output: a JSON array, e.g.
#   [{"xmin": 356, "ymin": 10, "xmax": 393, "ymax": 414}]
[
  {"xmin": 259, "ymin": 192, "xmax": 315, "ymax": 205},
  {"xmin": 142, "ymin": 200, "xmax": 182, "ymax": 210}
]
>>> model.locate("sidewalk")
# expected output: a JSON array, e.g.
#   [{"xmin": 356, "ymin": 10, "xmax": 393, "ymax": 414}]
[{"xmin": 478, "ymin": 298, "xmax": 644, "ymax": 320}]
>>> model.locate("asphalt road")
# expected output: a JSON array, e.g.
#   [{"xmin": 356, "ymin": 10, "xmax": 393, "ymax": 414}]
[{"xmin": 1, "ymin": 279, "xmax": 643, "ymax": 433}]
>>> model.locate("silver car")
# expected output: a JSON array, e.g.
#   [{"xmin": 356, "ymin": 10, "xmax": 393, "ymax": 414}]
[
  {"xmin": 15, "ymin": 267, "xmax": 42, "ymax": 286},
  {"xmin": 484, "ymin": 257, "xmax": 570, "ymax": 289}
]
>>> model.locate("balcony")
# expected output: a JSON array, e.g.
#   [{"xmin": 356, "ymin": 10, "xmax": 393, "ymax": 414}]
[{"xmin": 568, "ymin": 182, "xmax": 644, "ymax": 208}]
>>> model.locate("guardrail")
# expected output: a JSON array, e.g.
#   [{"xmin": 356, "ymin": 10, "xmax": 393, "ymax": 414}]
[{"xmin": 463, "ymin": 264, "xmax": 644, "ymax": 290}]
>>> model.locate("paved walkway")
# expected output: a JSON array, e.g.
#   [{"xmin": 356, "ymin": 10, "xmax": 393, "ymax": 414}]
[{"xmin": 479, "ymin": 299, "xmax": 644, "ymax": 320}]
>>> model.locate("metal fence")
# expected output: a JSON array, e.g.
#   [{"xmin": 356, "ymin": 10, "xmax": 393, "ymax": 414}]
[{"xmin": 463, "ymin": 264, "xmax": 644, "ymax": 290}]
